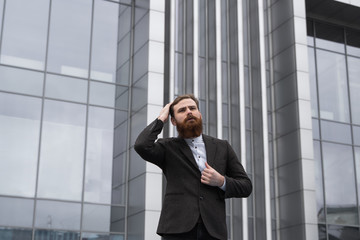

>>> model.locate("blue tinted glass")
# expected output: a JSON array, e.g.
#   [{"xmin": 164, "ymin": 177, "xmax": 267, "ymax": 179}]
[
  {"xmin": 34, "ymin": 230, "xmax": 80, "ymax": 240},
  {"xmin": 0, "ymin": 228, "xmax": 32, "ymax": 240}
]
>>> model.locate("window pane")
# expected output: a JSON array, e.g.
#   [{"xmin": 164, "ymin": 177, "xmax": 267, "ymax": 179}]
[
  {"xmin": 47, "ymin": 0, "xmax": 92, "ymax": 78},
  {"xmin": 315, "ymin": 22, "xmax": 345, "ymax": 53},
  {"xmin": 355, "ymin": 148, "xmax": 360, "ymax": 202},
  {"xmin": 320, "ymin": 120, "xmax": 351, "ymax": 144},
  {"xmin": 38, "ymin": 100, "xmax": 86, "ymax": 201},
  {"xmin": 90, "ymin": 0, "xmax": 118, "ymax": 83},
  {"xmin": 0, "ymin": 228, "xmax": 32, "ymax": 240},
  {"xmin": 35, "ymin": 230, "xmax": 80, "ymax": 240},
  {"xmin": 316, "ymin": 50, "xmax": 350, "ymax": 122},
  {"xmin": 313, "ymin": 141, "xmax": 325, "ymax": 223},
  {"xmin": 82, "ymin": 204, "xmax": 110, "ymax": 232},
  {"xmin": 110, "ymin": 206, "xmax": 125, "ymax": 233},
  {"xmin": 0, "ymin": 66, "xmax": 44, "ymax": 96},
  {"xmin": 81, "ymin": 233, "xmax": 124, "ymax": 240},
  {"xmin": 322, "ymin": 143, "xmax": 358, "ymax": 225},
  {"xmin": 0, "ymin": 0, "xmax": 49, "ymax": 70},
  {"xmin": 347, "ymin": 56, "xmax": 360, "ymax": 125},
  {"xmin": 308, "ymin": 47, "xmax": 318, "ymax": 117},
  {"xmin": 84, "ymin": 107, "xmax": 114, "ymax": 204},
  {"xmin": 354, "ymin": 126, "xmax": 360, "ymax": 146},
  {"xmin": 45, "ymin": 74, "xmax": 88, "ymax": 103},
  {"xmin": 0, "ymin": 197, "xmax": 34, "ymax": 227},
  {"xmin": 327, "ymin": 225, "xmax": 360, "ymax": 240},
  {"xmin": 35, "ymin": 200, "xmax": 81, "ymax": 230},
  {"xmin": 346, "ymin": 29, "xmax": 360, "ymax": 57},
  {"xmin": 0, "ymin": 93, "xmax": 41, "ymax": 197},
  {"xmin": 89, "ymin": 81, "xmax": 116, "ymax": 107}
]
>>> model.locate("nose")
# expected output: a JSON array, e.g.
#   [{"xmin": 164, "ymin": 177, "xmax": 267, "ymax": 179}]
[{"xmin": 186, "ymin": 107, "xmax": 192, "ymax": 115}]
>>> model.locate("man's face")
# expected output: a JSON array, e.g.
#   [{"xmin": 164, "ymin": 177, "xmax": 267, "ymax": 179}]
[
  {"xmin": 171, "ymin": 98, "xmax": 202, "ymax": 126},
  {"xmin": 171, "ymin": 98, "xmax": 202, "ymax": 138}
]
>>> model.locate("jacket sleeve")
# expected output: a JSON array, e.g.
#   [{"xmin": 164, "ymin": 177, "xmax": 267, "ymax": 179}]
[
  {"xmin": 224, "ymin": 141, "xmax": 252, "ymax": 198},
  {"xmin": 134, "ymin": 119, "xmax": 166, "ymax": 169}
]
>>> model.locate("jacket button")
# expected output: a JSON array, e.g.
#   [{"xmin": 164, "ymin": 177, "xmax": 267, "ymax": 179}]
[{"xmin": 199, "ymin": 196, "xmax": 204, "ymax": 200}]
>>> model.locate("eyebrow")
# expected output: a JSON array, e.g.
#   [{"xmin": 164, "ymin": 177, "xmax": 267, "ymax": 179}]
[{"xmin": 177, "ymin": 105, "xmax": 197, "ymax": 112}]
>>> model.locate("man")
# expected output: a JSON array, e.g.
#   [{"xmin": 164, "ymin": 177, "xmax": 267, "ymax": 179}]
[{"xmin": 134, "ymin": 94, "xmax": 252, "ymax": 240}]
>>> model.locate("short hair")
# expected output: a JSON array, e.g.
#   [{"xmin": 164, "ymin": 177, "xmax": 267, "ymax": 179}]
[{"xmin": 169, "ymin": 94, "xmax": 200, "ymax": 118}]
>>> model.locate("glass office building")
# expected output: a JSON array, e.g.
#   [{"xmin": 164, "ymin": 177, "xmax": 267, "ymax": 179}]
[{"xmin": 0, "ymin": 0, "xmax": 359, "ymax": 239}]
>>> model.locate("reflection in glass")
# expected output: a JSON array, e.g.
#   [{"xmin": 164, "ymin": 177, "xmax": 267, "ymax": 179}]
[
  {"xmin": 318, "ymin": 224, "xmax": 327, "ymax": 240},
  {"xmin": 110, "ymin": 206, "xmax": 125, "ymax": 233},
  {"xmin": 82, "ymin": 204, "xmax": 110, "ymax": 232},
  {"xmin": 90, "ymin": 0, "xmax": 118, "ymax": 82},
  {"xmin": 45, "ymin": 74, "xmax": 88, "ymax": 103},
  {"xmin": 0, "ymin": 228, "xmax": 32, "ymax": 240},
  {"xmin": 47, "ymin": 0, "xmax": 91, "ymax": 78},
  {"xmin": 320, "ymin": 120, "xmax": 351, "ymax": 144},
  {"xmin": 327, "ymin": 225, "xmax": 360, "ymax": 240},
  {"xmin": 35, "ymin": 200, "xmax": 81, "ymax": 230},
  {"xmin": 313, "ymin": 141, "xmax": 325, "ymax": 223},
  {"xmin": 315, "ymin": 22, "xmax": 345, "ymax": 53},
  {"xmin": 0, "ymin": 197, "xmax": 34, "ymax": 227},
  {"xmin": 38, "ymin": 100, "xmax": 86, "ymax": 201},
  {"xmin": 308, "ymin": 47, "xmax": 318, "ymax": 117},
  {"xmin": 81, "ymin": 232, "xmax": 124, "ymax": 240},
  {"xmin": 316, "ymin": 50, "xmax": 349, "ymax": 122},
  {"xmin": 322, "ymin": 143, "xmax": 358, "ymax": 225},
  {"xmin": 34, "ymin": 229, "xmax": 80, "ymax": 240},
  {"xmin": 89, "ymin": 81, "xmax": 116, "ymax": 107},
  {"xmin": 0, "ymin": 93, "xmax": 41, "ymax": 197},
  {"xmin": 354, "ymin": 126, "xmax": 360, "ymax": 146},
  {"xmin": 355, "ymin": 148, "xmax": 360, "ymax": 202},
  {"xmin": 0, "ymin": 0, "xmax": 49, "ymax": 70},
  {"xmin": 84, "ymin": 107, "xmax": 114, "ymax": 204},
  {"xmin": 347, "ymin": 56, "xmax": 360, "ymax": 125},
  {"xmin": 0, "ymin": 66, "xmax": 44, "ymax": 96},
  {"xmin": 346, "ymin": 29, "xmax": 360, "ymax": 57}
]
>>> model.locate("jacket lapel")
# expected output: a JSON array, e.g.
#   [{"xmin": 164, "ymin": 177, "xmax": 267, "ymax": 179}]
[{"xmin": 177, "ymin": 138, "xmax": 200, "ymax": 170}]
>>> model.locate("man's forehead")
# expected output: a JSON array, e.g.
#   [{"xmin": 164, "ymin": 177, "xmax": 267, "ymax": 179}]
[{"xmin": 174, "ymin": 98, "xmax": 197, "ymax": 109}]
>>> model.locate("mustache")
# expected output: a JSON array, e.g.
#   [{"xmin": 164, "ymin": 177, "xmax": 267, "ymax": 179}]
[{"xmin": 185, "ymin": 115, "xmax": 197, "ymax": 121}]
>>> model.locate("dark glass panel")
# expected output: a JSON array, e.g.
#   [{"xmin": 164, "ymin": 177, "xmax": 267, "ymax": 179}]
[
  {"xmin": 346, "ymin": 29, "xmax": 360, "ymax": 57},
  {"xmin": 313, "ymin": 141, "xmax": 325, "ymax": 223},
  {"xmin": 315, "ymin": 22, "xmax": 345, "ymax": 53},
  {"xmin": 34, "ymin": 230, "xmax": 80, "ymax": 240},
  {"xmin": 327, "ymin": 225, "xmax": 360, "ymax": 240},
  {"xmin": 0, "ymin": 228, "xmax": 32, "ymax": 240},
  {"xmin": 347, "ymin": 56, "xmax": 360, "ymax": 125}
]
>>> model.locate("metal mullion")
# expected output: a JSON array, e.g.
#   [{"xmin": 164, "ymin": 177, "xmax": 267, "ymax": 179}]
[
  {"xmin": 79, "ymin": 0, "xmax": 96, "ymax": 237},
  {"xmin": 0, "ymin": 0, "xmax": 6, "ymax": 56},
  {"xmin": 205, "ymin": 0, "xmax": 209, "ymax": 134},
  {"xmin": 32, "ymin": 0, "xmax": 52, "ymax": 238},
  {"xmin": 313, "ymin": 21, "xmax": 329, "ymax": 239},
  {"xmin": 182, "ymin": 0, "xmax": 186, "ymax": 93},
  {"xmin": 124, "ymin": 0, "xmax": 136, "ymax": 238},
  {"xmin": 215, "ymin": 0, "xmax": 222, "ymax": 140},
  {"xmin": 344, "ymin": 27, "xmax": 360, "ymax": 228},
  {"xmin": 193, "ymin": 0, "xmax": 199, "ymax": 97}
]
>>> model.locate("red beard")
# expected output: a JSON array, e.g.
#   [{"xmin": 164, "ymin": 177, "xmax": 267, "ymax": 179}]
[{"xmin": 176, "ymin": 115, "xmax": 203, "ymax": 138}]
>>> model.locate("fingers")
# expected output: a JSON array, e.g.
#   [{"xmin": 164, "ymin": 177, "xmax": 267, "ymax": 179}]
[{"xmin": 158, "ymin": 103, "xmax": 172, "ymax": 123}]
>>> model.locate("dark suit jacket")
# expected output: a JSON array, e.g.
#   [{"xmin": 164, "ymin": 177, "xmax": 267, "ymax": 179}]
[{"xmin": 134, "ymin": 119, "xmax": 252, "ymax": 240}]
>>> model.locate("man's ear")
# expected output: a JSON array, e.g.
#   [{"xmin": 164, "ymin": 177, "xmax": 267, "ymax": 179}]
[{"xmin": 170, "ymin": 117, "xmax": 177, "ymax": 126}]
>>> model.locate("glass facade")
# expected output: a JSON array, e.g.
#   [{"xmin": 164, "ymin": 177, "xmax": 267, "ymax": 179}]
[
  {"xmin": 0, "ymin": 0, "xmax": 360, "ymax": 240},
  {"xmin": 308, "ymin": 20, "xmax": 360, "ymax": 240}
]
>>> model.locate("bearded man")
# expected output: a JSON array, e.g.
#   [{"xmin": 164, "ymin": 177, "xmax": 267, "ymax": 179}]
[{"xmin": 134, "ymin": 94, "xmax": 252, "ymax": 240}]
